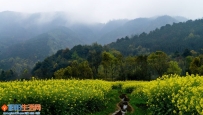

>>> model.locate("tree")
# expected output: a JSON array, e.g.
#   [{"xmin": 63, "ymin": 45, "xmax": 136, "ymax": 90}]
[
  {"xmin": 87, "ymin": 43, "xmax": 103, "ymax": 79},
  {"xmin": 70, "ymin": 60, "xmax": 80, "ymax": 78},
  {"xmin": 54, "ymin": 66, "xmax": 72, "ymax": 79},
  {"xmin": 182, "ymin": 49, "xmax": 192, "ymax": 57},
  {"xmin": 71, "ymin": 51, "xmax": 83, "ymax": 62},
  {"xmin": 101, "ymin": 51, "xmax": 115, "ymax": 80},
  {"xmin": 0, "ymin": 69, "xmax": 17, "ymax": 81},
  {"xmin": 122, "ymin": 56, "xmax": 136, "ymax": 80},
  {"xmin": 189, "ymin": 55, "xmax": 203, "ymax": 75},
  {"xmin": 54, "ymin": 61, "xmax": 93, "ymax": 79},
  {"xmin": 0, "ymin": 70, "xmax": 6, "ymax": 81},
  {"xmin": 135, "ymin": 55, "xmax": 150, "ymax": 80},
  {"xmin": 63, "ymin": 66, "xmax": 72, "ymax": 78},
  {"xmin": 182, "ymin": 56, "xmax": 193, "ymax": 75},
  {"xmin": 78, "ymin": 61, "xmax": 93, "ymax": 79},
  {"xmin": 147, "ymin": 51, "xmax": 169, "ymax": 77},
  {"xmin": 54, "ymin": 68, "xmax": 65, "ymax": 79},
  {"xmin": 166, "ymin": 61, "xmax": 182, "ymax": 75},
  {"xmin": 190, "ymin": 57, "xmax": 200, "ymax": 74},
  {"xmin": 110, "ymin": 50, "xmax": 124, "ymax": 80},
  {"xmin": 173, "ymin": 51, "xmax": 180, "ymax": 58},
  {"xmin": 20, "ymin": 68, "xmax": 32, "ymax": 80},
  {"xmin": 101, "ymin": 51, "xmax": 121, "ymax": 80}
]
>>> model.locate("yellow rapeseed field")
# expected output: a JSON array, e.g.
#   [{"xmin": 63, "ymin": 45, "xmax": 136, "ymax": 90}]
[
  {"xmin": 122, "ymin": 74, "xmax": 203, "ymax": 114},
  {"xmin": 1, "ymin": 74, "xmax": 203, "ymax": 114},
  {"xmin": 0, "ymin": 78, "xmax": 112, "ymax": 114}
]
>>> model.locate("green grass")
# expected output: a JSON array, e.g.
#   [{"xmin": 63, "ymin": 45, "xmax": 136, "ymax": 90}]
[
  {"xmin": 128, "ymin": 94, "xmax": 150, "ymax": 115},
  {"xmin": 89, "ymin": 87, "xmax": 150, "ymax": 115},
  {"xmin": 87, "ymin": 89, "xmax": 119, "ymax": 115}
]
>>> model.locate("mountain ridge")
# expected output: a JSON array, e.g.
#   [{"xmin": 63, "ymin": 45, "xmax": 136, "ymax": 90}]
[
  {"xmin": 97, "ymin": 15, "xmax": 183, "ymax": 44},
  {"xmin": 0, "ymin": 11, "xmax": 189, "ymax": 72}
]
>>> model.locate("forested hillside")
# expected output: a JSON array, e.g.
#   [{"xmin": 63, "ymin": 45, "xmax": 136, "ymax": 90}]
[
  {"xmin": 29, "ymin": 43, "xmax": 203, "ymax": 82},
  {"xmin": 29, "ymin": 19, "xmax": 203, "ymax": 81},
  {"xmin": 97, "ymin": 15, "xmax": 187, "ymax": 44},
  {"xmin": 108, "ymin": 19, "xmax": 203, "ymax": 56}
]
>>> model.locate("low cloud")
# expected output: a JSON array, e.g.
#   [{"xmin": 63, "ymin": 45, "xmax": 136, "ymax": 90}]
[{"xmin": 0, "ymin": 0, "xmax": 203, "ymax": 23}]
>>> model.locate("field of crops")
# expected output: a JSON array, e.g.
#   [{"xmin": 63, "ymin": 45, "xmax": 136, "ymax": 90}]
[
  {"xmin": 1, "ymin": 74, "xmax": 203, "ymax": 115},
  {"xmin": 0, "ymin": 78, "xmax": 112, "ymax": 115},
  {"xmin": 121, "ymin": 74, "xmax": 203, "ymax": 115}
]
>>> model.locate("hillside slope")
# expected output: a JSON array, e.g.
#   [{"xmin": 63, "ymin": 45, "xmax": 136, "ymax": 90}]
[
  {"xmin": 108, "ymin": 19, "xmax": 203, "ymax": 56},
  {"xmin": 0, "ymin": 26, "xmax": 84, "ymax": 61},
  {"xmin": 97, "ymin": 15, "xmax": 187, "ymax": 44}
]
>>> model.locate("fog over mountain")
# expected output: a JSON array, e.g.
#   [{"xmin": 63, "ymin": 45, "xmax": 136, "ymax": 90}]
[
  {"xmin": 0, "ymin": 11, "xmax": 189, "ymax": 66},
  {"xmin": 0, "ymin": 11, "xmax": 188, "ymax": 48},
  {"xmin": 97, "ymin": 15, "xmax": 189, "ymax": 44},
  {"xmin": 1, "ymin": 0, "xmax": 203, "ymax": 23},
  {"xmin": 0, "ymin": 9, "xmax": 198, "ymax": 76}
]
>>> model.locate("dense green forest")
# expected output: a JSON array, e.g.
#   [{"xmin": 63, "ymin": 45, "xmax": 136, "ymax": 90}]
[
  {"xmin": 1, "ymin": 42, "xmax": 202, "ymax": 81},
  {"xmin": 1, "ymin": 19, "xmax": 203, "ymax": 81},
  {"xmin": 28, "ymin": 43, "xmax": 202, "ymax": 80},
  {"xmin": 109, "ymin": 19, "xmax": 203, "ymax": 56}
]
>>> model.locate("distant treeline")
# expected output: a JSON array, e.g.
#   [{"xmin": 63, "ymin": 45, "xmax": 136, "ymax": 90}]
[{"xmin": 0, "ymin": 43, "xmax": 203, "ymax": 81}]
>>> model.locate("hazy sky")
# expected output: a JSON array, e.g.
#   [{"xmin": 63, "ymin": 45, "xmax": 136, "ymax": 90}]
[{"xmin": 0, "ymin": 0, "xmax": 203, "ymax": 23}]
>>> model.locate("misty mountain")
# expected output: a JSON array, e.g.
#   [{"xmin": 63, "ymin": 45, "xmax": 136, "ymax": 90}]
[
  {"xmin": 0, "ymin": 11, "xmax": 188, "ymax": 49},
  {"xmin": 173, "ymin": 16, "xmax": 188, "ymax": 22},
  {"xmin": 0, "ymin": 11, "xmax": 189, "ymax": 72},
  {"xmin": 0, "ymin": 11, "xmax": 71, "ymax": 50},
  {"xmin": 69, "ymin": 24, "xmax": 100, "ymax": 43},
  {"xmin": 0, "ymin": 11, "xmax": 30, "ymax": 49},
  {"xmin": 69, "ymin": 19, "xmax": 129, "ymax": 43},
  {"xmin": 97, "ymin": 15, "xmax": 188, "ymax": 44},
  {"xmin": 98, "ymin": 19, "xmax": 129, "ymax": 36},
  {"xmin": 0, "ymin": 26, "xmax": 84, "ymax": 61}
]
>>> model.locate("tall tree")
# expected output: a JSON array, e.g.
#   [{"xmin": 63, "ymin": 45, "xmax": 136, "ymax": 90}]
[
  {"xmin": 101, "ymin": 51, "xmax": 114, "ymax": 80},
  {"xmin": 189, "ymin": 55, "xmax": 203, "ymax": 75},
  {"xmin": 182, "ymin": 49, "xmax": 192, "ymax": 57},
  {"xmin": 0, "ymin": 70, "xmax": 6, "ymax": 81},
  {"xmin": 166, "ymin": 61, "xmax": 182, "ymax": 75},
  {"xmin": 110, "ymin": 50, "xmax": 123, "ymax": 79},
  {"xmin": 101, "ymin": 51, "xmax": 121, "ymax": 80},
  {"xmin": 135, "ymin": 55, "xmax": 150, "ymax": 80},
  {"xmin": 147, "ymin": 51, "xmax": 169, "ymax": 77},
  {"xmin": 87, "ymin": 43, "xmax": 103, "ymax": 79},
  {"xmin": 78, "ymin": 61, "xmax": 93, "ymax": 79},
  {"xmin": 54, "ymin": 68, "xmax": 66, "ymax": 79},
  {"xmin": 122, "ymin": 56, "xmax": 136, "ymax": 80},
  {"xmin": 71, "ymin": 60, "xmax": 80, "ymax": 78}
]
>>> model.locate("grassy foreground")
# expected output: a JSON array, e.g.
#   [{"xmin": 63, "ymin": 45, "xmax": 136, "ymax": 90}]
[{"xmin": 87, "ymin": 86, "xmax": 149, "ymax": 115}]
